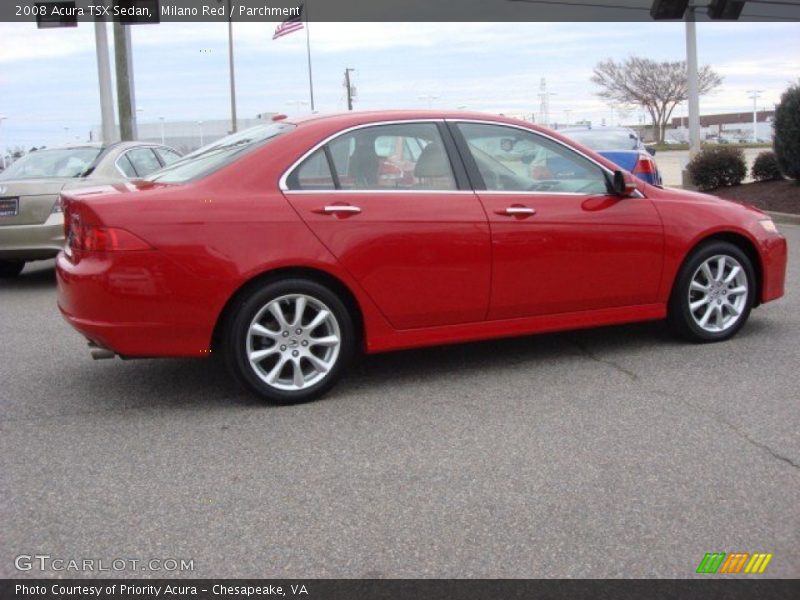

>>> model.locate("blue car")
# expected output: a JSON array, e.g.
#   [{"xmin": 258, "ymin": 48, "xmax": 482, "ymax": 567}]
[{"xmin": 560, "ymin": 126, "xmax": 662, "ymax": 186}]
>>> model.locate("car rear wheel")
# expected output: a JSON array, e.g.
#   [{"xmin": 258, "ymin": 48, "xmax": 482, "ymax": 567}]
[
  {"xmin": 224, "ymin": 279, "xmax": 355, "ymax": 404},
  {"xmin": 667, "ymin": 241, "xmax": 755, "ymax": 342},
  {"xmin": 0, "ymin": 260, "xmax": 25, "ymax": 278}
]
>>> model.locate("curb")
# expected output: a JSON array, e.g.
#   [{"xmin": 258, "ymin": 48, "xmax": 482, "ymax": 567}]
[{"xmin": 765, "ymin": 211, "xmax": 800, "ymax": 226}]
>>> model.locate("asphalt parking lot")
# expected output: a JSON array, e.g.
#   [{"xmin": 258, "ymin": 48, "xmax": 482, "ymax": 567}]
[{"xmin": 1, "ymin": 225, "xmax": 798, "ymax": 579}]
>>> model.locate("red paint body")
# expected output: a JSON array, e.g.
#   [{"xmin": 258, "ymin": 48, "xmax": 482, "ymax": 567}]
[{"xmin": 56, "ymin": 111, "xmax": 787, "ymax": 358}]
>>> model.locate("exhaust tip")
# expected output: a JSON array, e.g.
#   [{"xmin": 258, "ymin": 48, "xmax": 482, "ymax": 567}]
[{"xmin": 87, "ymin": 340, "xmax": 116, "ymax": 360}]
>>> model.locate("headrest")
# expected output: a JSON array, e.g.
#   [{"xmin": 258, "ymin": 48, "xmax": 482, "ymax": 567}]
[{"xmin": 414, "ymin": 143, "xmax": 451, "ymax": 178}]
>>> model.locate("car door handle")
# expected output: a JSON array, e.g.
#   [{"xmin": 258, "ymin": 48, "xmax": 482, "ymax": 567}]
[
  {"xmin": 498, "ymin": 206, "xmax": 536, "ymax": 216},
  {"xmin": 318, "ymin": 205, "xmax": 362, "ymax": 215}
]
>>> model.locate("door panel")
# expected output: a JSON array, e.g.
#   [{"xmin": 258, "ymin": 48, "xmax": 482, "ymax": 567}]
[
  {"xmin": 285, "ymin": 191, "xmax": 491, "ymax": 329},
  {"xmin": 282, "ymin": 121, "xmax": 490, "ymax": 330},
  {"xmin": 478, "ymin": 192, "xmax": 664, "ymax": 319},
  {"xmin": 449, "ymin": 120, "xmax": 663, "ymax": 320}
]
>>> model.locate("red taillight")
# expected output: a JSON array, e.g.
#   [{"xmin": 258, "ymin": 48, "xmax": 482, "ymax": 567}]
[
  {"xmin": 81, "ymin": 227, "xmax": 152, "ymax": 252},
  {"xmin": 66, "ymin": 219, "xmax": 151, "ymax": 254},
  {"xmin": 633, "ymin": 157, "xmax": 656, "ymax": 174}
]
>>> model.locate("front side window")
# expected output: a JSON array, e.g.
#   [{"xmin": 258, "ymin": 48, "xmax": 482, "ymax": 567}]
[
  {"xmin": 287, "ymin": 122, "xmax": 457, "ymax": 191},
  {"xmin": 456, "ymin": 123, "xmax": 609, "ymax": 194}
]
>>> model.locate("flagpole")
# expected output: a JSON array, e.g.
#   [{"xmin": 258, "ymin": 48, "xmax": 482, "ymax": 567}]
[
  {"xmin": 227, "ymin": 0, "xmax": 238, "ymax": 132},
  {"xmin": 304, "ymin": 4, "xmax": 315, "ymax": 111}
]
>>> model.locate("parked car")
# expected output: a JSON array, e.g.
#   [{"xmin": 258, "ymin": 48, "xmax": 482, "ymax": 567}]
[
  {"xmin": 0, "ymin": 141, "xmax": 182, "ymax": 277},
  {"xmin": 560, "ymin": 126, "xmax": 662, "ymax": 185},
  {"xmin": 56, "ymin": 111, "xmax": 786, "ymax": 404}
]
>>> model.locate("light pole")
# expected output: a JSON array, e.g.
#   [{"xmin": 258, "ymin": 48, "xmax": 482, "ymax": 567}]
[
  {"xmin": 159, "ymin": 116, "xmax": 165, "ymax": 145},
  {"xmin": 197, "ymin": 121, "xmax": 204, "ymax": 147},
  {"xmin": 747, "ymin": 90, "xmax": 763, "ymax": 143},
  {"xmin": 0, "ymin": 116, "xmax": 6, "ymax": 169},
  {"xmin": 685, "ymin": 6, "xmax": 701, "ymax": 158}
]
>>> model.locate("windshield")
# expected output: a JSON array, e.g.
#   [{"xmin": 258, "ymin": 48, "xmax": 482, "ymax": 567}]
[
  {"xmin": 0, "ymin": 147, "xmax": 102, "ymax": 180},
  {"xmin": 147, "ymin": 122, "xmax": 296, "ymax": 184},
  {"xmin": 564, "ymin": 130, "xmax": 639, "ymax": 151}
]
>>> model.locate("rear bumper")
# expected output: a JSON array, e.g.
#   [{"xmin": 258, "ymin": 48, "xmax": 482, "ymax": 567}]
[
  {"xmin": 56, "ymin": 250, "xmax": 221, "ymax": 357},
  {"xmin": 759, "ymin": 233, "xmax": 787, "ymax": 303},
  {"xmin": 0, "ymin": 213, "xmax": 63, "ymax": 261}
]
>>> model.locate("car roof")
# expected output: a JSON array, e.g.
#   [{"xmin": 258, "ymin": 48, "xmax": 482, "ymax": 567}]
[
  {"xmin": 284, "ymin": 109, "xmax": 544, "ymax": 130},
  {"xmin": 560, "ymin": 126, "xmax": 637, "ymax": 135}
]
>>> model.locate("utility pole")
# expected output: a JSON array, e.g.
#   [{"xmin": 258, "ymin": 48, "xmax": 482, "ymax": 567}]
[
  {"xmin": 0, "ymin": 116, "xmax": 6, "ymax": 169},
  {"xmin": 538, "ymin": 78, "xmax": 556, "ymax": 128},
  {"xmin": 113, "ymin": 21, "xmax": 137, "ymax": 141},
  {"xmin": 747, "ymin": 89, "xmax": 763, "ymax": 143},
  {"xmin": 344, "ymin": 68, "xmax": 355, "ymax": 111},
  {"xmin": 94, "ymin": 19, "xmax": 117, "ymax": 143}
]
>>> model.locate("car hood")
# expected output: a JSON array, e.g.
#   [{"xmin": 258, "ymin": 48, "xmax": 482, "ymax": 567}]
[
  {"xmin": 654, "ymin": 185, "xmax": 767, "ymax": 217},
  {"xmin": 597, "ymin": 150, "xmax": 640, "ymax": 172}
]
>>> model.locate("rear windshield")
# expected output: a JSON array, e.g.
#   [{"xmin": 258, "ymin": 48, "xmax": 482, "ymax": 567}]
[
  {"xmin": 147, "ymin": 123, "xmax": 295, "ymax": 184},
  {"xmin": 564, "ymin": 130, "xmax": 639, "ymax": 151},
  {"xmin": 0, "ymin": 147, "xmax": 102, "ymax": 180}
]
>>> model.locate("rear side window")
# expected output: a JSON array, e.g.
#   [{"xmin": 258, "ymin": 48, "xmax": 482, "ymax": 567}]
[
  {"xmin": 116, "ymin": 154, "xmax": 138, "ymax": 178},
  {"xmin": 285, "ymin": 122, "xmax": 457, "ymax": 191},
  {"xmin": 125, "ymin": 148, "xmax": 162, "ymax": 177},
  {"xmin": 285, "ymin": 149, "xmax": 335, "ymax": 190},
  {"xmin": 155, "ymin": 147, "xmax": 182, "ymax": 166}
]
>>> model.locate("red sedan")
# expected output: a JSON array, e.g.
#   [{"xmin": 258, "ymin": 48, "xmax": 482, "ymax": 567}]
[{"xmin": 56, "ymin": 111, "xmax": 787, "ymax": 403}]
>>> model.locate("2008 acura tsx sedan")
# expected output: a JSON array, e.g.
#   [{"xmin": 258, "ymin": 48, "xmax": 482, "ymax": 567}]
[{"xmin": 56, "ymin": 111, "xmax": 787, "ymax": 404}]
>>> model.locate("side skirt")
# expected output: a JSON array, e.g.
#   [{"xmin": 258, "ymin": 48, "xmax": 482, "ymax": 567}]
[{"xmin": 366, "ymin": 303, "xmax": 666, "ymax": 354}]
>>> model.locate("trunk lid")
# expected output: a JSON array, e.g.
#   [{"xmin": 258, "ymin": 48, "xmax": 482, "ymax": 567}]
[{"xmin": 0, "ymin": 178, "xmax": 74, "ymax": 226}]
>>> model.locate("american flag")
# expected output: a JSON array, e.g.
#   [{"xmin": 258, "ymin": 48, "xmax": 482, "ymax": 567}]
[{"xmin": 272, "ymin": 6, "xmax": 304, "ymax": 40}]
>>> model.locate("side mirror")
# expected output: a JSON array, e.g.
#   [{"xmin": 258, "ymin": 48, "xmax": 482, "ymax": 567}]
[
  {"xmin": 611, "ymin": 170, "xmax": 638, "ymax": 197},
  {"xmin": 645, "ymin": 145, "xmax": 657, "ymax": 156}
]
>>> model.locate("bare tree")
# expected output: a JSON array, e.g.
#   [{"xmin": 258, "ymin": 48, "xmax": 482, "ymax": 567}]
[{"xmin": 591, "ymin": 57, "xmax": 722, "ymax": 143}]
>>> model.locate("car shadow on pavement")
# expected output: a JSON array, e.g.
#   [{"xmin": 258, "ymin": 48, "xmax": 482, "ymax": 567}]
[
  {"xmin": 344, "ymin": 320, "xmax": 675, "ymax": 392},
  {"xmin": 52, "ymin": 313, "xmax": 782, "ymax": 415},
  {"xmin": 56, "ymin": 321, "xmax": 674, "ymax": 414},
  {"xmin": 0, "ymin": 262, "xmax": 56, "ymax": 290}
]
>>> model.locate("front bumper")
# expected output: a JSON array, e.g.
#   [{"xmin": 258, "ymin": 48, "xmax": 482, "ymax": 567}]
[
  {"xmin": 0, "ymin": 213, "xmax": 64, "ymax": 261},
  {"xmin": 759, "ymin": 232, "xmax": 788, "ymax": 303}
]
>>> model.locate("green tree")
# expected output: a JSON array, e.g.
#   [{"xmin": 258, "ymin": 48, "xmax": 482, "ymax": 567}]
[{"xmin": 773, "ymin": 81, "xmax": 800, "ymax": 181}]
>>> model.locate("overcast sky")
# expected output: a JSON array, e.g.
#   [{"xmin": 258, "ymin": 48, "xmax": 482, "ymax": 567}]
[{"xmin": 0, "ymin": 21, "xmax": 798, "ymax": 149}]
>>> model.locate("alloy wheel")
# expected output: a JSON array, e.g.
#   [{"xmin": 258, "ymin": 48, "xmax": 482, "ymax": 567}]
[
  {"xmin": 687, "ymin": 254, "xmax": 748, "ymax": 333},
  {"xmin": 246, "ymin": 294, "xmax": 341, "ymax": 391}
]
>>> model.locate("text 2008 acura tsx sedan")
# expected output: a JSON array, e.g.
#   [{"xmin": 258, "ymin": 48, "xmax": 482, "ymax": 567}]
[{"xmin": 56, "ymin": 111, "xmax": 787, "ymax": 404}]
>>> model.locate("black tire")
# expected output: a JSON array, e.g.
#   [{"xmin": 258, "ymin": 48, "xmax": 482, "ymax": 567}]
[
  {"xmin": 224, "ymin": 278, "xmax": 356, "ymax": 404},
  {"xmin": 0, "ymin": 260, "xmax": 25, "ymax": 278},
  {"xmin": 667, "ymin": 240, "xmax": 756, "ymax": 343}
]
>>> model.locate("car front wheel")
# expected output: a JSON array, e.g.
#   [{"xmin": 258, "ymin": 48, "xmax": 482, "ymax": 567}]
[
  {"xmin": 0, "ymin": 260, "xmax": 25, "ymax": 278},
  {"xmin": 668, "ymin": 241, "xmax": 756, "ymax": 342},
  {"xmin": 224, "ymin": 279, "xmax": 355, "ymax": 404}
]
